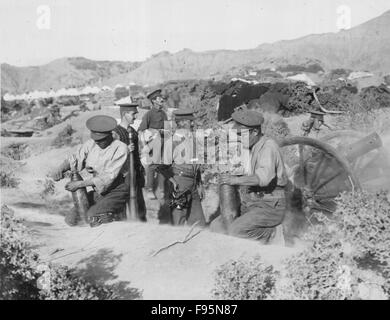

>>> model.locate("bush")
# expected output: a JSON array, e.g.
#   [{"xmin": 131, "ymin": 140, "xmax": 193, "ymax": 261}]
[
  {"xmin": 0, "ymin": 171, "xmax": 19, "ymax": 188},
  {"xmin": 0, "ymin": 205, "xmax": 126, "ymax": 300},
  {"xmin": 212, "ymin": 256, "xmax": 278, "ymax": 300},
  {"xmin": 1, "ymin": 143, "xmax": 31, "ymax": 160},
  {"xmin": 1, "ymin": 205, "xmax": 43, "ymax": 299},
  {"xmin": 114, "ymin": 87, "xmax": 130, "ymax": 100},
  {"xmin": 38, "ymin": 178, "xmax": 55, "ymax": 199},
  {"xmin": 52, "ymin": 124, "xmax": 76, "ymax": 148},
  {"xmin": 211, "ymin": 191, "xmax": 390, "ymax": 300},
  {"xmin": 277, "ymin": 63, "xmax": 324, "ymax": 74},
  {"xmin": 273, "ymin": 191, "xmax": 390, "ymax": 300},
  {"xmin": 262, "ymin": 112, "xmax": 291, "ymax": 143},
  {"xmin": 331, "ymin": 96, "xmax": 384, "ymax": 132}
]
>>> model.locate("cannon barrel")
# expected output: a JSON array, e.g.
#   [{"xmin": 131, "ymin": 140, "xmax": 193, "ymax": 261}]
[{"xmin": 341, "ymin": 132, "xmax": 382, "ymax": 162}]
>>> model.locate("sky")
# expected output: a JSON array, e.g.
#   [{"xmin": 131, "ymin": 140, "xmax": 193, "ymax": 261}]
[{"xmin": 0, "ymin": 0, "xmax": 390, "ymax": 66}]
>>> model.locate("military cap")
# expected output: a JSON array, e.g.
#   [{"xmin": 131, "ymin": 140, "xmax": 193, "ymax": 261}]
[
  {"xmin": 86, "ymin": 115, "xmax": 117, "ymax": 141},
  {"xmin": 173, "ymin": 109, "xmax": 195, "ymax": 121},
  {"xmin": 115, "ymin": 96, "xmax": 138, "ymax": 112},
  {"xmin": 231, "ymin": 110, "xmax": 264, "ymax": 128},
  {"xmin": 115, "ymin": 97, "xmax": 138, "ymax": 108},
  {"xmin": 147, "ymin": 89, "xmax": 163, "ymax": 101}
]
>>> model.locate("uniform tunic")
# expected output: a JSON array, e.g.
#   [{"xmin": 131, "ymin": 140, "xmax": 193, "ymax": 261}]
[
  {"xmin": 113, "ymin": 125, "xmax": 146, "ymax": 220},
  {"xmin": 138, "ymin": 107, "xmax": 168, "ymax": 193},
  {"xmin": 138, "ymin": 107, "xmax": 168, "ymax": 131},
  {"xmin": 72, "ymin": 138, "xmax": 129, "ymax": 218},
  {"xmin": 158, "ymin": 132, "xmax": 206, "ymax": 226}
]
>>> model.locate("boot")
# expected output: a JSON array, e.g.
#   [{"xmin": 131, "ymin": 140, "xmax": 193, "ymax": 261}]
[
  {"xmin": 64, "ymin": 208, "xmax": 79, "ymax": 226},
  {"xmin": 89, "ymin": 212, "xmax": 114, "ymax": 228}
]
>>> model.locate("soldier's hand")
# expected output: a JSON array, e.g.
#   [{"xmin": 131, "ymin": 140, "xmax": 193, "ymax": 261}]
[
  {"xmin": 198, "ymin": 185, "xmax": 205, "ymax": 200},
  {"xmin": 219, "ymin": 174, "xmax": 237, "ymax": 185},
  {"xmin": 128, "ymin": 142, "xmax": 135, "ymax": 153},
  {"xmin": 65, "ymin": 181, "xmax": 84, "ymax": 192},
  {"xmin": 49, "ymin": 168, "xmax": 63, "ymax": 181}
]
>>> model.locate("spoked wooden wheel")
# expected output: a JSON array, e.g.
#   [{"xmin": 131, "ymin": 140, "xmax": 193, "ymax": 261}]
[
  {"xmin": 279, "ymin": 136, "xmax": 360, "ymax": 218},
  {"xmin": 320, "ymin": 130, "xmax": 389, "ymax": 192}
]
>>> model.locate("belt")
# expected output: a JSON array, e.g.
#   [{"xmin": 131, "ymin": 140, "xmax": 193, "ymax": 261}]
[{"xmin": 174, "ymin": 171, "xmax": 195, "ymax": 179}]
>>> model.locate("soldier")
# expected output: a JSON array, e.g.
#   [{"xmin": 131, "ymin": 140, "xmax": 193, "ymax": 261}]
[
  {"xmin": 138, "ymin": 89, "xmax": 168, "ymax": 200},
  {"xmin": 158, "ymin": 109, "xmax": 206, "ymax": 226},
  {"xmin": 212, "ymin": 110, "xmax": 288, "ymax": 243},
  {"xmin": 49, "ymin": 115, "xmax": 129, "ymax": 227},
  {"xmin": 113, "ymin": 100, "xmax": 147, "ymax": 222},
  {"xmin": 301, "ymin": 110, "xmax": 329, "ymax": 137}
]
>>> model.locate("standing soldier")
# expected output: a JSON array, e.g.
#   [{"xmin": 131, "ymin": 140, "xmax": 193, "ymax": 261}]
[
  {"xmin": 49, "ymin": 115, "xmax": 129, "ymax": 227},
  {"xmin": 301, "ymin": 110, "xmax": 329, "ymax": 137},
  {"xmin": 138, "ymin": 89, "xmax": 168, "ymax": 200},
  {"xmin": 212, "ymin": 110, "xmax": 289, "ymax": 243},
  {"xmin": 158, "ymin": 109, "xmax": 206, "ymax": 227},
  {"xmin": 113, "ymin": 100, "xmax": 147, "ymax": 222}
]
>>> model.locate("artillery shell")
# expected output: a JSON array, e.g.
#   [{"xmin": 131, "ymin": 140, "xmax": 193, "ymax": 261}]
[
  {"xmin": 70, "ymin": 171, "xmax": 90, "ymax": 223},
  {"xmin": 219, "ymin": 184, "xmax": 239, "ymax": 227}
]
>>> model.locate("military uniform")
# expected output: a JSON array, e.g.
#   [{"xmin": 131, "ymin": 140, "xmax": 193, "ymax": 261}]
[
  {"xmin": 301, "ymin": 110, "xmax": 326, "ymax": 137},
  {"xmin": 138, "ymin": 89, "xmax": 167, "ymax": 198},
  {"xmin": 158, "ymin": 109, "xmax": 206, "ymax": 226},
  {"xmin": 113, "ymin": 102, "xmax": 147, "ymax": 221},
  {"xmin": 51, "ymin": 115, "xmax": 130, "ymax": 226},
  {"xmin": 212, "ymin": 110, "xmax": 288, "ymax": 243}
]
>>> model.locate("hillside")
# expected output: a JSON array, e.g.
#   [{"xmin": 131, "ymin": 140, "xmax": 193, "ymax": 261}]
[
  {"xmin": 119, "ymin": 10, "xmax": 390, "ymax": 84},
  {"xmin": 2, "ymin": 10, "xmax": 390, "ymax": 92},
  {"xmin": 1, "ymin": 57, "xmax": 140, "ymax": 94}
]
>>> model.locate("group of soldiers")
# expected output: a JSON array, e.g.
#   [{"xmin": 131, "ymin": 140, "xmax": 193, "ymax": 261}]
[{"xmin": 50, "ymin": 89, "xmax": 289, "ymax": 244}]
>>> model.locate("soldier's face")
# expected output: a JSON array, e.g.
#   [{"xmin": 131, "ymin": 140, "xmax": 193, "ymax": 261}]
[
  {"xmin": 153, "ymin": 96, "xmax": 165, "ymax": 108},
  {"xmin": 176, "ymin": 119, "xmax": 193, "ymax": 131},
  {"xmin": 232, "ymin": 122, "xmax": 260, "ymax": 148},
  {"xmin": 95, "ymin": 135, "xmax": 113, "ymax": 149},
  {"xmin": 124, "ymin": 111, "xmax": 137, "ymax": 124}
]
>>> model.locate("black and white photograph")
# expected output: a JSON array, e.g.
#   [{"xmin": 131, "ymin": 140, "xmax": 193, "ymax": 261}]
[{"xmin": 1, "ymin": 0, "xmax": 390, "ymax": 304}]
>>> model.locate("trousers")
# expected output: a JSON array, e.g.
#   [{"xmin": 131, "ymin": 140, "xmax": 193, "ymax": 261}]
[{"xmin": 210, "ymin": 189, "xmax": 287, "ymax": 243}]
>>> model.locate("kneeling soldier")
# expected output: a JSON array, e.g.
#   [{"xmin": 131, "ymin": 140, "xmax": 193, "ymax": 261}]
[
  {"xmin": 50, "ymin": 115, "xmax": 129, "ymax": 227},
  {"xmin": 213, "ymin": 110, "xmax": 289, "ymax": 243}
]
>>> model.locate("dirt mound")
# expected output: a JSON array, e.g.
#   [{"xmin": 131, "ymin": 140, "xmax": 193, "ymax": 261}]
[{"xmin": 6, "ymin": 204, "xmax": 296, "ymax": 299}]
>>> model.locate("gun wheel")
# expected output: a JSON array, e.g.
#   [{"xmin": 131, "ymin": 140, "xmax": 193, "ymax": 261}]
[{"xmin": 279, "ymin": 136, "xmax": 360, "ymax": 220}]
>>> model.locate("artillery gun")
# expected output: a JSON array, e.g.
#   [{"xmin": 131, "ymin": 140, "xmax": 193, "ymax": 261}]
[
  {"xmin": 217, "ymin": 130, "xmax": 388, "ymax": 237},
  {"xmin": 279, "ymin": 131, "xmax": 385, "ymax": 219}
]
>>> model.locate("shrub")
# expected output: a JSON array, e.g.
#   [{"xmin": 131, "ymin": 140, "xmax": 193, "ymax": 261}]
[
  {"xmin": 211, "ymin": 191, "xmax": 390, "ymax": 300},
  {"xmin": 273, "ymin": 191, "xmax": 390, "ymax": 300},
  {"xmin": 1, "ymin": 205, "xmax": 43, "ymax": 299},
  {"xmin": 212, "ymin": 256, "xmax": 278, "ymax": 300},
  {"xmin": 114, "ymin": 87, "xmax": 130, "ymax": 100},
  {"xmin": 38, "ymin": 178, "xmax": 55, "ymax": 199},
  {"xmin": 335, "ymin": 191, "xmax": 390, "ymax": 294},
  {"xmin": 331, "ymin": 97, "xmax": 382, "ymax": 132},
  {"xmin": 0, "ymin": 205, "xmax": 128, "ymax": 300},
  {"xmin": 0, "ymin": 171, "xmax": 19, "ymax": 188},
  {"xmin": 52, "ymin": 124, "xmax": 76, "ymax": 148},
  {"xmin": 1, "ymin": 143, "xmax": 31, "ymax": 160},
  {"xmin": 262, "ymin": 112, "xmax": 291, "ymax": 143}
]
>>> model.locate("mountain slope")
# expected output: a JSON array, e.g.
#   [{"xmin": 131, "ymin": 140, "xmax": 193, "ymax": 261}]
[
  {"xmin": 1, "ymin": 57, "xmax": 140, "ymax": 94},
  {"xmin": 117, "ymin": 10, "xmax": 390, "ymax": 85},
  {"xmin": 2, "ymin": 10, "xmax": 390, "ymax": 92}
]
